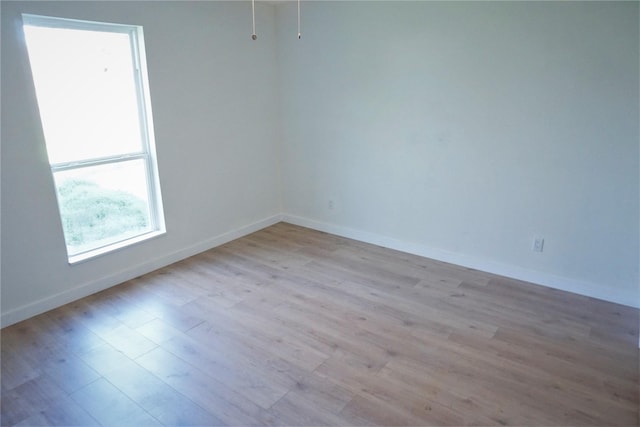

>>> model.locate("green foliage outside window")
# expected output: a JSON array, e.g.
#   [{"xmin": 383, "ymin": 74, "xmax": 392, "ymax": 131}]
[{"xmin": 57, "ymin": 179, "xmax": 148, "ymax": 249}]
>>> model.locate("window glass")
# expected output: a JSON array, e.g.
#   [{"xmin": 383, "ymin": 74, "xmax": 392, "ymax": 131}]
[
  {"xmin": 52, "ymin": 160, "xmax": 152, "ymax": 256},
  {"xmin": 23, "ymin": 14, "xmax": 165, "ymax": 262},
  {"xmin": 24, "ymin": 25, "xmax": 143, "ymax": 164}
]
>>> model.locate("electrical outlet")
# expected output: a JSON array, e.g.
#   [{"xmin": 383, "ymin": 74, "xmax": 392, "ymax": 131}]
[
  {"xmin": 532, "ymin": 237, "xmax": 544, "ymax": 253},
  {"xmin": 328, "ymin": 200, "xmax": 335, "ymax": 210}
]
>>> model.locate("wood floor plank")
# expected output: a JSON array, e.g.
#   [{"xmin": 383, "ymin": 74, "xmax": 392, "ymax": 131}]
[
  {"xmin": 41, "ymin": 353, "xmax": 101, "ymax": 394},
  {"xmin": 1, "ymin": 375, "xmax": 72, "ymax": 426},
  {"xmin": 446, "ymin": 331, "xmax": 638, "ymax": 408},
  {"xmin": 69, "ymin": 378, "xmax": 162, "ymax": 427},
  {"xmin": 0, "ymin": 348, "xmax": 41, "ymax": 392},
  {"xmin": 114, "ymin": 281, "xmax": 206, "ymax": 333},
  {"xmin": 134, "ymin": 318, "xmax": 187, "ymax": 345},
  {"xmin": 12, "ymin": 394, "xmax": 100, "ymax": 427},
  {"xmin": 184, "ymin": 300, "xmax": 330, "ymax": 372},
  {"xmin": 98, "ymin": 324, "xmax": 158, "ymax": 360},
  {"xmin": 159, "ymin": 330, "xmax": 290, "ymax": 410},
  {"xmin": 493, "ymin": 326, "xmax": 638, "ymax": 380},
  {"xmin": 339, "ymin": 392, "xmax": 429, "ymax": 426},
  {"xmin": 82, "ymin": 343, "xmax": 224, "ymax": 426},
  {"xmin": 268, "ymin": 388, "xmax": 350, "ymax": 427},
  {"xmin": 82, "ymin": 290, "xmax": 157, "ymax": 330},
  {"xmin": 135, "ymin": 346, "xmax": 267, "ymax": 426},
  {"xmin": 376, "ymin": 362, "xmax": 505, "ymax": 426},
  {"xmin": 2, "ymin": 222, "xmax": 638, "ymax": 426},
  {"xmin": 42, "ymin": 306, "xmax": 110, "ymax": 355}
]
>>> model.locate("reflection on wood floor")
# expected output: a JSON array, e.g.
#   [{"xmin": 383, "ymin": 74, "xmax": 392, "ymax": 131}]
[{"xmin": 2, "ymin": 222, "xmax": 638, "ymax": 426}]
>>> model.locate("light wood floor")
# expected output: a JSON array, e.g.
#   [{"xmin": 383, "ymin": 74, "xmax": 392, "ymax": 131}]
[{"xmin": 1, "ymin": 222, "xmax": 638, "ymax": 426}]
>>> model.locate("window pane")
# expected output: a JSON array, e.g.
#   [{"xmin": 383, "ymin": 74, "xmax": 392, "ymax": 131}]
[
  {"xmin": 53, "ymin": 160, "xmax": 152, "ymax": 256},
  {"xmin": 24, "ymin": 25, "xmax": 143, "ymax": 164}
]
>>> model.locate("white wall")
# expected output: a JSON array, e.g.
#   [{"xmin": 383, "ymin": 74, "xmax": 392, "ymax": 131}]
[
  {"xmin": 1, "ymin": 1, "xmax": 282, "ymax": 326},
  {"xmin": 276, "ymin": 1, "xmax": 639, "ymax": 307},
  {"xmin": 2, "ymin": 1, "xmax": 638, "ymax": 327}
]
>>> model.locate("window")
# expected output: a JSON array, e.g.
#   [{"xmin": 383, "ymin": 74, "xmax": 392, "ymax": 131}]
[{"xmin": 22, "ymin": 14, "xmax": 165, "ymax": 263}]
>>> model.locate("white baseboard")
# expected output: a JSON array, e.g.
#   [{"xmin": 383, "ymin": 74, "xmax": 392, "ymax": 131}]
[
  {"xmin": 0, "ymin": 214, "xmax": 283, "ymax": 328},
  {"xmin": 3, "ymin": 212, "xmax": 637, "ymax": 328},
  {"xmin": 282, "ymin": 214, "xmax": 639, "ymax": 309}
]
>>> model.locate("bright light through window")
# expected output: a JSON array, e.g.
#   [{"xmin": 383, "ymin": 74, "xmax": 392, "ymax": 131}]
[{"xmin": 23, "ymin": 14, "xmax": 165, "ymax": 263}]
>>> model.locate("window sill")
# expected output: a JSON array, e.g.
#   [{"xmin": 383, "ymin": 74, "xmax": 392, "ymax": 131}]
[{"xmin": 68, "ymin": 230, "xmax": 166, "ymax": 265}]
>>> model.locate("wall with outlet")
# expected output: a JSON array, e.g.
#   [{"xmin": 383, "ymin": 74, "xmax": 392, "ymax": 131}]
[{"xmin": 276, "ymin": 1, "xmax": 639, "ymax": 307}]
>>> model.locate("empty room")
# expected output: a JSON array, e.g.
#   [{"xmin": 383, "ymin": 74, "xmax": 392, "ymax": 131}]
[{"xmin": 1, "ymin": 1, "xmax": 638, "ymax": 426}]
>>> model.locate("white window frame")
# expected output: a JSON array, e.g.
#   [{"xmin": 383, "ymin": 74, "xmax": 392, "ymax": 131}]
[{"xmin": 22, "ymin": 14, "xmax": 166, "ymax": 264}]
